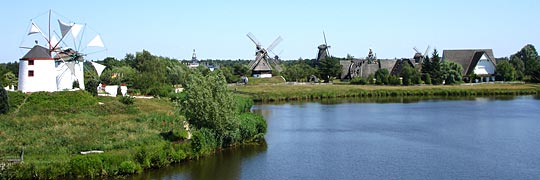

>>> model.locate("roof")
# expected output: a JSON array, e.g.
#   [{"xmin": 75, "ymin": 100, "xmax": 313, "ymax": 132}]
[
  {"xmin": 252, "ymin": 58, "xmax": 272, "ymax": 72},
  {"xmin": 20, "ymin": 45, "xmax": 53, "ymax": 60},
  {"xmin": 442, "ymin": 49, "xmax": 496, "ymax": 76},
  {"xmin": 340, "ymin": 59, "xmax": 397, "ymax": 79}
]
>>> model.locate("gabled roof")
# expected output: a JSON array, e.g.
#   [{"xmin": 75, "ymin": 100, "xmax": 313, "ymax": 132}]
[
  {"xmin": 20, "ymin": 45, "xmax": 53, "ymax": 60},
  {"xmin": 442, "ymin": 49, "xmax": 496, "ymax": 76},
  {"xmin": 252, "ymin": 58, "xmax": 272, "ymax": 72}
]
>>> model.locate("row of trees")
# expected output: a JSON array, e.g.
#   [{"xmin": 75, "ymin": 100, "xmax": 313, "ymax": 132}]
[{"xmin": 496, "ymin": 44, "xmax": 540, "ymax": 82}]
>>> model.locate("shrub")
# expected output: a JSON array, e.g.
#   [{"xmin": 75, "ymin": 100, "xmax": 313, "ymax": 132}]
[
  {"xmin": 190, "ymin": 128, "xmax": 219, "ymax": 157},
  {"xmin": 350, "ymin": 77, "xmax": 367, "ymax": 85},
  {"xmin": 118, "ymin": 161, "xmax": 141, "ymax": 175},
  {"xmin": 118, "ymin": 95, "xmax": 135, "ymax": 105},
  {"xmin": 69, "ymin": 155, "xmax": 103, "ymax": 178},
  {"xmin": 238, "ymin": 113, "xmax": 267, "ymax": 141},
  {"xmin": 0, "ymin": 85, "xmax": 8, "ymax": 114},
  {"xmin": 85, "ymin": 79, "xmax": 99, "ymax": 96}
]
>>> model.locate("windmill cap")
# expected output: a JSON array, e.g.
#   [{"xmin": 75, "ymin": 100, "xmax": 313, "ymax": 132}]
[{"xmin": 20, "ymin": 45, "xmax": 53, "ymax": 60}]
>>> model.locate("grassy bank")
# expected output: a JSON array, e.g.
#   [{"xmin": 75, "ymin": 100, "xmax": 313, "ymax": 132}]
[
  {"xmin": 234, "ymin": 83, "xmax": 540, "ymax": 102},
  {"xmin": 0, "ymin": 91, "xmax": 265, "ymax": 179}
]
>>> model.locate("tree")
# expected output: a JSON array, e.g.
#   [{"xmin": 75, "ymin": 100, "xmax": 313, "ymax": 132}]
[
  {"xmin": 428, "ymin": 49, "xmax": 444, "ymax": 85},
  {"xmin": 317, "ymin": 56, "xmax": 342, "ymax": 82},
  {"xmin": 374, "ymin": 68, "xmax": 389, "ymax": 85},
  {"xmin": 511, "ymin": 44, "xmax": 540, "ymax": 82},
  {"xmin": 510, "ymin": 57, "xmax": 525, "ymax": 80},
  {"xmin": 282, "ymin": 62, "xmax": 317, "ymax": 82},
  {"xmin": 0, "ymin": 84, "xmax": 8, "ymax": 114},
  {"xmin": 400, "ymin": 64, "xmax": 421, "ymax": 86},
  {"xmin": 85, "ymin": 79, "xmax": 99, "ymax": 96},
  {"xmin": 2, "ymin": 71, "xmax": 17, "ymax": 88},
  {"xmin": 495, "ymin": 61, "xmax": 516, "ymax": 81},
  {"xmin": 441, "ymin": 61, "xmax": 464, "ymax": 85},
  {"xmin": 179, "ymin": 71, "xmax": 239, "ymax": 146}
]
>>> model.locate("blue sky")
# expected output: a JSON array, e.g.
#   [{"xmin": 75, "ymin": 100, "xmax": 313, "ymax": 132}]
[{"xmin": 1, "ymin": 0, "xmax": 538, "ymax": 63}]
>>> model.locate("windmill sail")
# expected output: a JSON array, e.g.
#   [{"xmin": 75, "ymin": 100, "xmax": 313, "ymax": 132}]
[
  {"xmin": 50, "ymin": 36, "xmax": 59, "ymax": 48},
  {"xmin": 58, "ymin": 19, "xmax": 73, "ymax": 38},
  {"xmin": 28, "ymin": 22, "xmax": 42, "ymax": 35},
  {"xmin": 71, "ymin": 24, "xmax": 83, "ymax": 39},
  {"xmin": 87, "ymin": 35, "xmax": 104, "ymax": 47},
  {"xmin": 91, "ymin": 62, "xmax": 106, "ymax": 77}
]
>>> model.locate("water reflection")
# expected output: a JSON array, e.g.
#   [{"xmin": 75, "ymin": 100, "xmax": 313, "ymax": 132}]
[
  {"xmin": 256, "ymin": 95, "xmax": 520, "ymax": 105},
  {"xmin": 128, "ymin": 142, "xmax": 267, "ymax": 180}
]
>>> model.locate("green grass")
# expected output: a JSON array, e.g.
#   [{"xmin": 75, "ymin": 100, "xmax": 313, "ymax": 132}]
[
  {"xmin": 234, "ymin": 83, "xmax": 540, "ymax": 102},
  {"xmin": 0, "ymin": 91, "xmax": 186, "ymax": 178}
]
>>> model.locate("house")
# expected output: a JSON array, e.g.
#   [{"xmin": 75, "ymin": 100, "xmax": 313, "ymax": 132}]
[
  {"xmin": 340, "ymin": 59, "xmax": 397, "ymax": 80},
  {"xmin": 442, "ymin": 49, "xmax": 497, "ymax": 82}
]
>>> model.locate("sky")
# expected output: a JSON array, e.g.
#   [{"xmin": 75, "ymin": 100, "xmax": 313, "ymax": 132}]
[{"xmin": 1, "ymin": 0, "xmax": 539, "ymax": 63}]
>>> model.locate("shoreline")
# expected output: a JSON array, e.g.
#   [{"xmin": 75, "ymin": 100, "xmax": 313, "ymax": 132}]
[{"xmin": 233, "ymin": 83, "xmax": 540, "ymax": 102}]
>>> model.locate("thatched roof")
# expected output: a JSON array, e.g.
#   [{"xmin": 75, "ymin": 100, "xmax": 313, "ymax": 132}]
[
  {"xmin": 442, "ymin": 49, "xmax": 496, "ymax": 76},
  {"xmin": 340, "ymin": 59, "xmax": 397, "ymax": 79},
  {"xmin": 252, "ymin": 59, "xmax": 272, "ymax": 72}
]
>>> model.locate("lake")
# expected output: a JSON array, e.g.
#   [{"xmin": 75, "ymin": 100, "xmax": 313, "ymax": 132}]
[{"xmin": 130, "ymin": 96, "xmax": 540, "ymax": 180}]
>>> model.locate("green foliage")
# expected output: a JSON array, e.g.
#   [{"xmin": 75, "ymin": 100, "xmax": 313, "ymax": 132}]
[
  {"xmin": 400, "ymin": 64, "xmax": 421, "ymax": 86},
  {"xmin": 235, "ymin": 95, "xmax": 254, "ymax": 113},
  {"xmin": 496, "ymin": 60, "xmax": 516, "ymax": 81},
  {"xmin": 18, "ymin": 91, "xmax": 97, "ymax": 115},
  {"xmin": 180, "ymin": 71, "xmax": 239, "ymax": 146},
  {"xmin": 388, "ymin": 75, "xmax": 401, "ymax": 85},
  {"xmin": 374, "ymin": 69, "xmax": 389, "ymax": 85},
  {"xmin": 7, "ymin": 91, "xmax": 27, "ymax": 112},
  {"xmin": 282, "ymin": 62, "xmax": 318, "ymax": 82},
  {"xmin": 0, "ymin": 85, "xmax": 8, "ymax": 114},
  {"xmin": 118, "ymin": 161, "xmax": 141, "ymax": 175},
  {"xmin": 441, "ymin": 61, "xmax": 464, "ymax": 85},
  {"xmin": 190, "ymin": 128, "xmax": 219, "ymax": 157},
  {"xmin": 350, "ymin": 77, "xmax": 368, "ymax": 85},
  {"xmin": 317, "ymin": 56, "xmax": 342, "ymax": 82},
  {"xmin": 2, "ymin": 71, "xmax": 17, "ymax": 87},
  {"xmin": 423, "ymin": 74, "xmax": 432, "ymax": 85},
  {"xmin": 238, "ymin": 113, "xmax": 267, "ymax": 141},
  {"xmin": 69, "ymin": 155, "xmax": 103, "ymax": 178},
  {"xmin": 511, "ymin": 44, "xmax": 540, "ymax": 82},
  {"xmin": 85, "ymin": 79, "xmax": 99, "ymax": 96},
  {"xmin": 118, "ymin": 95, "xmax": 135, "ymax": 105}
]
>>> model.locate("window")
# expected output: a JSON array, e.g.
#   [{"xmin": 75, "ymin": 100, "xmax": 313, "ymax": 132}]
[
  {"xmin": 28, "ymin": 70, "xmax": 34, "ymax": 77},
  {"xmin": 28, "ymin": 60, "xmax": 34, "ymax": 65}
]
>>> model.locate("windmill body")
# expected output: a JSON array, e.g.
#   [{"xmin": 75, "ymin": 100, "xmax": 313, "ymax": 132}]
[
  {"xmin": 18, "ymin": 10, "xmax": 105, "ymax": 93},
  {"xmin": 18, "ymin": 45, "xmax": 57, "ymax": 92}
]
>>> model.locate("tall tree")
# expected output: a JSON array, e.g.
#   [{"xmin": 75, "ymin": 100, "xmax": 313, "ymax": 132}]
[
  {"xmin": 180, "ymin": 71, "xmax": 238, "ymax": 146},
  {"xmin": 428, "ymin": 49, "xmax": 444, "ymax": 85},
  {"xmin": 374, "ymin": 68, "xmax": 389, "ymax": 85},
  {"xmin": 511, "ymin": 44, "xmax": 540, "ymax": 82},
  {"xmin": 317, "ymin": 56, "xmax": 342, "ymax": 82},
  {"xmin": 495, "ymin": 60, "xmax": 516, "ymax": 81},
  {"xmin": 441, "ymin": 61, "xmax": 464, "ymax": 85}
]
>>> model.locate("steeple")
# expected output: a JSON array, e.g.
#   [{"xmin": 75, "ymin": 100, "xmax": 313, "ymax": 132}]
[{"xmin": 191, "ymin": 49, "xmax": 198, "ymax": 65}]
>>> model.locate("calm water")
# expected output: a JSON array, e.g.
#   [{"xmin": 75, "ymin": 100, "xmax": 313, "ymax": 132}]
[{"xmin": 131, "ymin": 96, "xmax": 540, "ymax": 180}]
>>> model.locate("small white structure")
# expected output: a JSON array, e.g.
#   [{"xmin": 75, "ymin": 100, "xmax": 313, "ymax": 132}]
[{"xmin": 18, "ymin": 45, "xmax": 58, "ymax": 92}]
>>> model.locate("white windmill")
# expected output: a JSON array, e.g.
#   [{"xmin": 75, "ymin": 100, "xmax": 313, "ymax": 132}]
[{"xmin": 18, "ymin": 10, "xmax": 106, "ymax": 92}]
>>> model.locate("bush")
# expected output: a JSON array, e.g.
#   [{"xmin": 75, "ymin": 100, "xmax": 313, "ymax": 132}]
[
  {"xmin": 238, "ymin": 113, "xmax": 267, "ymax": 141},
  {"xmin": 85, "ymin": 79, "xmax": 99, "ymax": 96},
  {"xmin": 0, "ymin": 85, "xmax": 8, "ymax": 114},
  {"xmin": 190, "ymin": 128, "xmax": 219, "ymax": 157},
  {"xmin": 118, "ymin": 161, "xmax": 141, "ymax": 175},
  {"xmin": 69, "ymin": 155, "xmax": 103, "ymax": 178},
  {"xmin": 350, "ymin": 77, "xmax": 367, "ymax": 85},
  {"xmin": 118, "ymin": 95, "xmax": 135, "ymax": 105}
]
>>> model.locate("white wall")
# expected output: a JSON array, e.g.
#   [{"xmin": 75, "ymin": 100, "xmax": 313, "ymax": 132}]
[
  {"xmin": 18, "ymin": 60, "xmax": 58, "ymax": 93},
  {"xmin": 56, "ymin": 61, "xmax": 85, "ymax": 90},
  {"xmin": 474, "ymin": 54, "xmax": 496, "ymax": 75}
]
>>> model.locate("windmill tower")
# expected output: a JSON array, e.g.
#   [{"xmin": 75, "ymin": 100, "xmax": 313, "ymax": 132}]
[
  {"xmin": 413, "ymin": 46, "xmax": 430, "ymax": 63},
  {"xmin": 18, "ymin": 10, "xmax": 105, "ymax": 92},
  {"xmin": 246, "ymin": 32, "xmax": 283, "ymax": 78},
  {"xmin": 316, "ymin": 31, "xmax": 331, "ymax": 63}
]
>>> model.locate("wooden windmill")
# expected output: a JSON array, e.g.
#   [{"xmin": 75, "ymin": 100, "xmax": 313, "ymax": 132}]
[{"xmin": 246, "ymin": 32, "xmax": 283, "ymax": 78}]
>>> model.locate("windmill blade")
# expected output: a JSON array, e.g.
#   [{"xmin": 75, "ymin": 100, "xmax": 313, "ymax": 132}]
[
  {"xmin": 267, "ymin": 36, "xmax": 282, "ymax": 52},
  {"xmin": 323, "ymin": 31, "xmax": 330, "ymax": 56},
  {"xmin": 246, "ymin": 32, "xmax": 261, "ymax": 46},
  {"xmin": 424, "ymin": 45, "xmax": 431, "ymax": 56},
  {"xmin": 19, "ymin": 46, "xmax": 33, "ymax": 49},
  {"xmin": 413, "ymin": 47, "xmax": 421, "ymax": 54}
]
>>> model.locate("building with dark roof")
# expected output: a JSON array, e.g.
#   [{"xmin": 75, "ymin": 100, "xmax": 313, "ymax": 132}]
[{"xmin": 442, "ymin": 49, "xmax": 497, "ymax": 81}]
